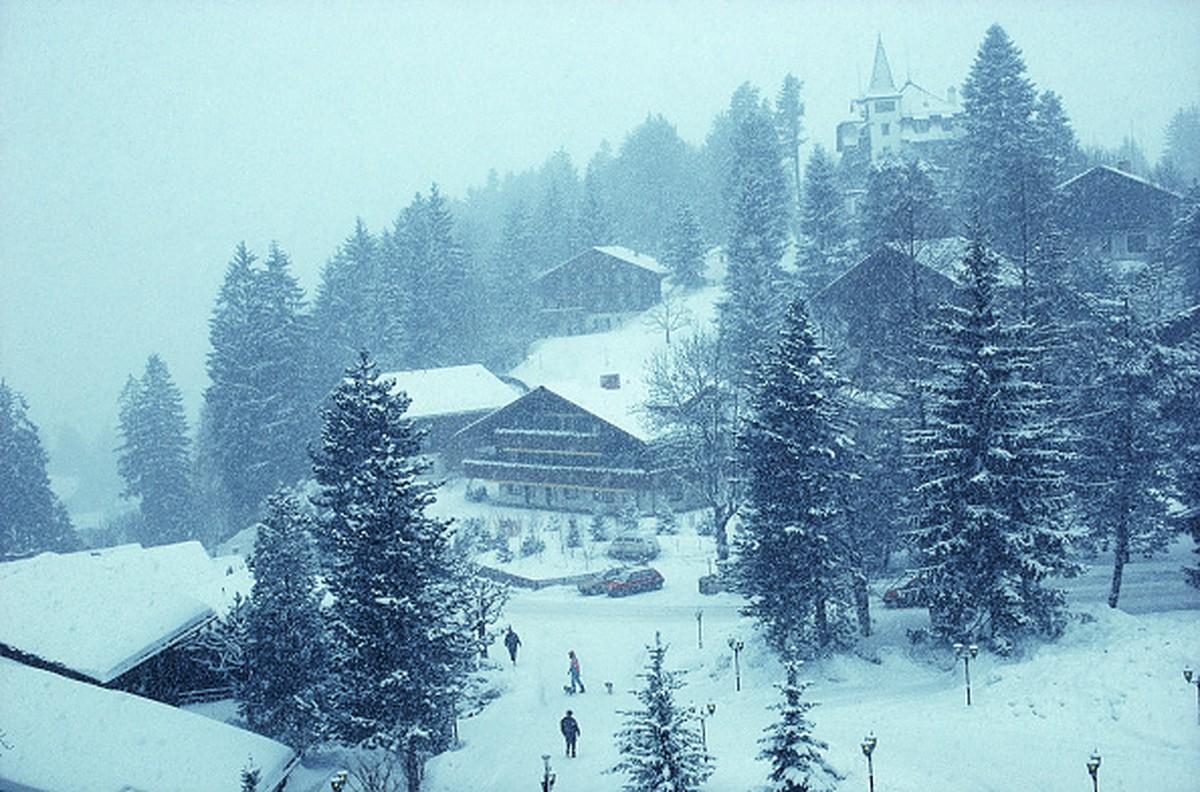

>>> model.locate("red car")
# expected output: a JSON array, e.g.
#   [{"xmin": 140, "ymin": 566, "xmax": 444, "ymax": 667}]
[
  {"xmin": 882, "ymin": 574, "xmax": 927, "ymax": 608},
  {"xmin": 604, "ymin": 567, "xmax": 665, "ymax": 597}
]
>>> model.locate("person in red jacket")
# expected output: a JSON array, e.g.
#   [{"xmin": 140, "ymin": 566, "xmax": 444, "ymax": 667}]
[{"xmin": 567, "ymin": 649, "xmax": 585, "ymax": 693}]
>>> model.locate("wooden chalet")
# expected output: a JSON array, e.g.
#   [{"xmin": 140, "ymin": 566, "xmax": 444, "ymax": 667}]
[
  {"xmin": 1056, "ymin": 165, "xmax": 1182, "ymax": 265},
  {"xmin": 534, "ymin": 245, "xmax": 667, "ymax": 335},
  {"xmin": 382, "ymin": 364, "xmax": 521, "ymax": 458},
  {"xmin": 454, "ymin": 385, "xmax": 683, "ymax": 514}
]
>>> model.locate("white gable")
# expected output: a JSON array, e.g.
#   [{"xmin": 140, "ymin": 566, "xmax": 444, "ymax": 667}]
[
  {"xmin": 382, "ymin": 364, "xmax": 519, "ymax": 420},
  {"xmin": 0, "ymin": 542, "xmax": 221, "ymax": 683},
  {"xmin": 594, "ymin": 245, "xmax": 668, "ymax": 275},
  {"xmin": 0, "ymin": 658, "xmax": 297, "ymax": 792}
]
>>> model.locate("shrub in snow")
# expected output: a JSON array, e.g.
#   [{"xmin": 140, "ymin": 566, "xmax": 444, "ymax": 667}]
[
  {"xmin": 613, "ymin": 640, "xmax": 714, "ymax": 792},
  {"xmin": 520, "ymin": 532, "xmax": 546, "ymax": 558},
  {"xmin": 617, "ymin": 502, "xmax": 641, "ymax": 534},
  {"xmin": 590, "ymin": 513, "xmax": 610, "ymax": 541},
  {"xmin": 465, "ymin": 484, "xmax": 488, "ymax": 503},
  {"xmin": 655, "ymin": 509, "xmax": 679, "ymax": 535},
  {"xmin": 566, "ymin": 518, "xmax": 583, "ymax": 549}
]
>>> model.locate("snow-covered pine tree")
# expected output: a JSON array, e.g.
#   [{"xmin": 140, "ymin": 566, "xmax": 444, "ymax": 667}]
[
  {"xmin": 1074, "ymin": 297, "xmax": 1176, "ymax": 607},
  {"xmin": 579, "ymin": 165, "xmax": 616, "ymax": 248},
  {"xmin": 0, "ymin": 381, "xmax": 77, "ymax": 558},
  {"xmin": 484, "ymin": 203, "xmax": 538, "ymax": 366},
  {"xmin": 612, "ymin": 640, "xmax": 714, "ymax": 792},
  {"xmin": 241, "ymin": 490, "xmax": 328, "ymax": 749},
  {"xmin": 774, "ymin": 73, "xmax": 805, "ymax": 211},
  {"xmin": 909, "ymin": 238, "xmax": 1077, "ymax": 651},
  {"xmin": 314, "ymin": 219, "xmax": 389, "ymax": 380},
  {"xmin": 859, "ymin": 159, "xmax": 941, "ymax": 256},
  {"xmin": 117, "ymin": 354, "xmax": 194, "ymax": 545},
  {"xmin": 240, "ymin": 760, "xmax": 260, "ymax": 792},
  {"xmin": 759, "ymin": 661, "xmax": 840, "ymax": 792},
  {"xmin": 311, "ymin": 352, "xmax": 470, "ymax": 790},
  {"xmin": 1167, "ymin": 188, "xmax": 1200, "ymax": 308},
  {"xmin": 796, "ymin": 145, "xmax": 852, "ymax": 293},
  {"xmin": 733, "ymin": 300, "xmax": 862, "ymax": 653},
  {"xmin": 718, "ymin": 102, "xmax": 792, "ymax": 388},
  {"xmin": 662, "ymin": 204, "xmax": 705, "ymax": 289}
]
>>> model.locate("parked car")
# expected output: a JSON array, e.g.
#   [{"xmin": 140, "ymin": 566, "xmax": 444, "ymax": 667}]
[
  {"xmin": 605, "ymin": 567, "xmax": 665, "ymax": 597},
  {"xmin": 606, "ymin": 533, "xmax": 661, "ymax": 562},
  {"xmin": 882, "ymin": 573, "xmax": 927, "ymax": 608},
  {"xmin": 577, "ymin": 567, "xmax": 628, "ymax": 596}
]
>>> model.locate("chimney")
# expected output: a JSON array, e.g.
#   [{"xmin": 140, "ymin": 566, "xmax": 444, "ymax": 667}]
[
  {"xmin": 600, "ymin": 373, "xmax": 621, "ymax": 390},
  {"xmin": 947, "ymin": 86, "xmax": 957, "ymax": 105}
]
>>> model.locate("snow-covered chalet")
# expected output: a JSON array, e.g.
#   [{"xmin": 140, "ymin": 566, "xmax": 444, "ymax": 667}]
[{"xmin": 534, "ymin": 245, "xmax": 667, "ymax": 336}]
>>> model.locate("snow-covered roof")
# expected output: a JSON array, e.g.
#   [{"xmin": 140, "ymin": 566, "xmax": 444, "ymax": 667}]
[
  {"xmin": 593, "ymin": 245, "xmax": 668, "ymax": 275},
  {"xmin": 0, "ymin": 657, "xmax": 298, "ymax": 792},
  {"xmin": 544, "ymin": 381, "xmax": 653, "ymax": 444},
  {"xmin": 1056, "ymin": 164, "xmax": 1183, "ymax": 199},
  {"xmin": 898, "ymin": 80, "xmax": 959, "ymax": 119},
  {"xmin": 382, "ymin": 364, "xmax": 519, "ymax": 420},
  {"xmin": 0, "ymin": 541, "xmax": 222, "ymax": 683}
]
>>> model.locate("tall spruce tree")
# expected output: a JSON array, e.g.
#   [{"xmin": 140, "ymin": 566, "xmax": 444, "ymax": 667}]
[
  {"xmin": 775, "ymin": 73, "xmax": 805, "ymax": 210},
  {"xmin": 662, "ymin": 204, "xmax": 706, "ymax": 289},
  {"xmin": 909, "ymin": 238, "xmax": 1077, "ymax": 652},
  {"xmin": 759, "ymin": 661, "xmax": 840, "ymax": 792},
  {"xmin": 733, "ymin": 301, "xmax": 863, "ymax": 653},
  {"xmin": 1167, "ymin": 188, "xmax": 1200, "ymax": 307},
  {"xmin": 117, "ymin": 354, "xmax": 194, "ymax": 545},
  {"xmin": 311, "ymin": 352, "xmax": 470, "ymax": 791},
  {"xmin": 314, "ymin": 219, "xmax": 389, "ymax": 380},
  {"xmin": 241, "ymin": 490, "xmax": 328, "ymax": 749},
  {"xmin": 718, "ymin": 103, "xmax": 792, "ymax": 387},
  {"xmin": 796, "ymin": 145, "xmax": 852, "ymax": 293},
  {"xmin": 612, "ymin": 640, "xmax": 714, "ymax": 792},
  {"xmin": 0, "ymin": 381, "xmax": 77, "ymax": 558},
  {"xmin": 484, "ymin": 203, "xmax": 539, "ymax": 366}
]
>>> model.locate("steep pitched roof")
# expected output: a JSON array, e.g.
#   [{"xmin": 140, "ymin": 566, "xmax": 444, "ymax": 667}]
[
  {"xmin": 866, "ymin": 35, "xmax": 898, "ymax": 97},
  {"xmin": 0, "ymin": 658, "xmax": 298, "ymax": 792},
  {"xmin": 536, "ymin": 246, "xmax": 667, "ymax": 281},
  {"xmin": 381, "ymin": 364, "xmax": 519, "ymax": 419},
  {"xmin": 0, "ymin": 542, "xmax": 221, "ymax": 684},
  {"xmin": 454, "ymin": 384, "xmax": 652, "ymax": 447},
  {"xmin": 1056, "ymin": 164, "xmax": 1183, "ymax": 199}
]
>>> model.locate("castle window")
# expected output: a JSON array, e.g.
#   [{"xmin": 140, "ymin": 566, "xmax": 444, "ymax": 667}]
[
  {"xmin": 875, "ymin": 99, "xmax": 896, "ymax": 113},
  {"xmin": 881, "ymin": 123, "xmax": 890, "ymax": 136}
]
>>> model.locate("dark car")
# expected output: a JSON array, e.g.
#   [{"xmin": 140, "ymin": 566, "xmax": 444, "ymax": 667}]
[
  {"xmin": 577, "ymin": 567, "xmax": 628, "ymax": 596},
  {"xmin": 605, "ymin": 567, "xmax": 665, "ymax": 597},
  {"xmin": 882, "ymin": 573, "xmax": 927, "ymax": 608}
]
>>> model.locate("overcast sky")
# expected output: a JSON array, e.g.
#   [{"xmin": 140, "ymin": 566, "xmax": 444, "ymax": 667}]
[{"xmin": 2, "ymin": 0, "xmax": 1198, "ymax": 446}]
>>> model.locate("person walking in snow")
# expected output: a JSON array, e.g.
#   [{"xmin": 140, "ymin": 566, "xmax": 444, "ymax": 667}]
[
  {"xmin": 504, "ymin": 626, "xmax": 521, "ymax": 665},
  {"xmin": 560, "ymin": 709, "xmax": 580, "ymax": 757},
  {"xmin": 567, "ymin": 649, "xmax": 585, "ymax": 693}
]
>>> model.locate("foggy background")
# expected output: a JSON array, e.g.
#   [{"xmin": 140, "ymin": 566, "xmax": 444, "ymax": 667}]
[{"xmin": 1, "ymin": 0, "xmax": 1197, "ymax": 468}]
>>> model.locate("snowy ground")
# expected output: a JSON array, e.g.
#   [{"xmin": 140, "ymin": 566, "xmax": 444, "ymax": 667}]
[{"xmin": 414, "ymin": 527, "xmax": 1199, "ymax": 792}]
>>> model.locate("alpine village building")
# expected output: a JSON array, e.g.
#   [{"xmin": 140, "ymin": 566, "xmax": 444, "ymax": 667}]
[{"xmin": 534, "ymin": 245, "xmax": 667, "ymax": 336}]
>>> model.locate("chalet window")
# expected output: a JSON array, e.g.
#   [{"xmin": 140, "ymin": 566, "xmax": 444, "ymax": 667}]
[
  {"xmin": 564, "ymin": 488, "xmax": 579, "ymax": 500},
  {"xmin": 881, "ymin": 123, "xmax": 890, "ymax": 136},
  {"xmin": 875, "ymin": 99, "xmax": 896, "ymax": 113},
  {"xmin": 1126, "ymin": 233, "xmax": 1148, "ymax": 254}
]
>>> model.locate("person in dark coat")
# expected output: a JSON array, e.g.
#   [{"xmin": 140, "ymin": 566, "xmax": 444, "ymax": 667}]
[
  {"xmin": 504, "ymin": 626, "xmax": 521, "ymax": 665},
  {"xmin": 560, "ymin": 709, "xmax": 580, "ymax": 757}
]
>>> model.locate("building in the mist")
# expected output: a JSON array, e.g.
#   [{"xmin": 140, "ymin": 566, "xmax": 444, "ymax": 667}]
[
  {"xmin": 1056, "ymin": 164, "xmax": 1183, "ymax": 266},
  {"xmin": 836, "ymin": 36, "xmax": 964, "ymax": 167},
  {"xmin": 381, "ymin": 364, "xmax": 521, "ymax": 459},
  {"xmin": 534, "ymin": 246, "xmax": 666, "ymax": 336},
  {"xmin": 455, "ymin": 382, "xmax": 685, "ymax": 515}
]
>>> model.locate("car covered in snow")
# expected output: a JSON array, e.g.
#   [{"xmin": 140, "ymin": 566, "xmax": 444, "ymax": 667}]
[
  {"xmin": 576, "ymin": 567, "xmax": 629, "ymax": 596},
  {"xmin": 603, "ymin": 567, "xmax": 664, "ymax": 597},
  {"xmin": 882, "ymin": 573, "xmax": 927, "ymax": 608},
  {"xmin": 606, "ymin": 533, "xmax": 661, "ymax": 562}
]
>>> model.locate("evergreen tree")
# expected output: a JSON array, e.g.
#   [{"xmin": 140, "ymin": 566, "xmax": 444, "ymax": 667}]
[
  {"xmin": 733, "ymin": 301, "xmax": 862, "ymax": 652},
  {"xmin": 718, "ymin": 104, "xmax": 792, "ymax": 388},
  {"xmin": 312, "ymin": 352, "xmax": 470, "ymax": 790},
  {"xmin": 0, "ymin": 381, "xmax": 77, "ymax": 558},
  {"xmin": 860, "ymin": 159, "xmax": 942, "ymax": 254},
  {"xmin": 314, "ymin": 219, "xmax": 386, "ymax": 381},
  {"xmin": 909, "ymin": 239, "xmax": 1077, "ymax": 651},
  {"xmin": 609, "ymin": 115, "xmax": 697, "ymax": 253},
  {"xmin": 240, "ymin": 761, "xmax": 260, "ymax": 792},
  {"xmin": 759, "ymin": 661, "xmax": 840, "ymax": 792},
  {"xmin": 484, "ymin": 203, "xmax": 539, "ymax": 366},
  {"xmin": 580, "ymin": 165, "xmax": 617, "ymax": 248},
  {"xmin": 241, "ymin": 490, "xmax": 328, "ymax": 749},
  {"xmin": 1162, "ymin": 105, "xmax": 1200, "ymax": 187},
  {"xmin": 1032, "ymin": 90, "xmax": 1084, "ymax": 185},
  {"xmin": 701, "ymin": 82, "xmax": 764, "ymax": 238},
  {"xmin": 117, "ymin": 354, "xmax": 194, "ymax": 545},
  {"xmin": 1167, "ymin": 188, "xmax": 1200, "ymax": 307},
  {"xmin": 661, "ymin": 204, "xmax": 705, "ymax": 289},
  {"xmin": 612, "ymin": 640, "xmax": 714, "ymax": 792},
  {"xmin": 796, "ymin": 145, "xmax": 851, "ymax": 292},
  {"xmin": 775, "ymin": 73, "xmax": 805, "ymax": 210}
]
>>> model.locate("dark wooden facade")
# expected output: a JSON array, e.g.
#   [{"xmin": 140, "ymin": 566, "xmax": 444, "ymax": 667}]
[
  {"xmin": 534, "ymin": 246, "xmax": 666, "ymax": 335},
  {"xmin": 454, "ymin": 386, "xmax": 682, "ymax": 514},
  {"xmin": 1056, "ymin": 165, "xmax": 1182, "ymax": 265}
]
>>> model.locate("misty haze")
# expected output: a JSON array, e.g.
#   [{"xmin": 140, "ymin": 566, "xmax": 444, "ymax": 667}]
[{"xmin": 1, "ymin": 1, "xmax": 1198, "ymax": 790}]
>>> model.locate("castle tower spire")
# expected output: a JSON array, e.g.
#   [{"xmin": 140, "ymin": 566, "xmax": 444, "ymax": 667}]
[{"xmin": 866, "ymin": 34, "xmax": 897, "ymax": 96}]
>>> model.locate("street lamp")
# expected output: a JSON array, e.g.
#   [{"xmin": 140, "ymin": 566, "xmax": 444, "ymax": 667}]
[
  {"xmin": 697, "ymin": 701, "xmax": 717, "ymax": 750},
  {"xmin": 953, "ymin": 642, "xmax": 979, "ymax": 706},
  {"xmin": 728, "ymin": 637, "xmax": 745, "ymax": 691},
  {"xmin": 329, "ymin": 770, "xmax": 348, "ymax": 792},
  {"xmin": 861, "ymin": 733, "xmax": 877, "ymax": 792},
  {"xmin": 696, "ymin": 608, "xmax": 704, "ymax": 649},
  {"xmin": 541, "ymin": 754, "xmax": 556, "ymax": 792},
  {"xmin": 1086, "ymin": 750, "xmax": 1101, "ymax": 792},
  {"xmin": 1185, "ymin": 667, "xmax": 1200, "ymax": 725}
]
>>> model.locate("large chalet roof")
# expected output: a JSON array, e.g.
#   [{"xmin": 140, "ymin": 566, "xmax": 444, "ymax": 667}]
[
  {"xmin": 1056, "ymin": 164, "xmax": 1182, "ymax": 198},
  {"xmin": 536, "ymin": 245, "xmax": 667, "ymax": 281},
  {"xmin": 0, "ymin": 657, "xmax": 298, "ymax": 792},
  {"xmin": 454, "ymin": 384, "xmax": 652, "ymax": 446},
  {"xmin": 382, "ymin": 364, "xmax": 519, "ymax": 420},
  {"xmin": 1056, "ymin": 165, "xmax": 1183, "ymax": 231},
  {"xmin": 0, "ymin": 541, "xmax": 222, "ymax": 684}
]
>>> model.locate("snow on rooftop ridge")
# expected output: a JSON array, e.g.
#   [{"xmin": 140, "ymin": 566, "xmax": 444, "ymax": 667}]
[
  {"xmin": 0, "ymin": 541, "xmax": 219, "ymax": 683},
  {"xmin": 593, "ymin": 245, "xmax": 668, "ymax": 274},
  {"xmin": 381, "ymin": 363, "xmax": 519, "ymax": 419},
  {"xmin": 544, "ymin": 380, "xmax": 653, "ymax": 443},
  {"xmin": 0, "ymin": 658, "xmax": 297, "ymax": 792},
  {"xmin": 1056, "ymin": 164, "xmax": 1184, "ymax": 198}
]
